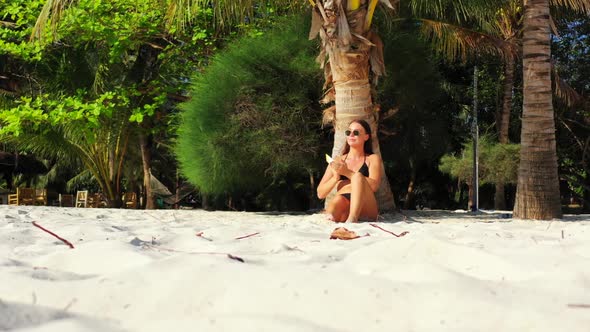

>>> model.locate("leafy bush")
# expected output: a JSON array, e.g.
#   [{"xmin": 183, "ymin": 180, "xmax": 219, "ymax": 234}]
[
  {"xmin": 439, "ymin": 135, "xmax": 520, "ymax": 185},
  {"xmin": 175, "ymin": 16, "xmax": 324, "ymax": 195}
]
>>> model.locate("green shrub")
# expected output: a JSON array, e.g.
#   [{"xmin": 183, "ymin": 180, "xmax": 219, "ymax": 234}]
[
  {"xmin": 439, "ymin": 135, "xmax": 520, "ymax": 185},
  {"xmin": 175, "ymin": 16, "xmax": 324, "ymax": 195}
]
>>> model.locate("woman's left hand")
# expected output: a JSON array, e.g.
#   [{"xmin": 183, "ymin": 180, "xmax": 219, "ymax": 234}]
[{"xmin": 330, "ymin": 160, "xmax": 350, "ymax": 177}]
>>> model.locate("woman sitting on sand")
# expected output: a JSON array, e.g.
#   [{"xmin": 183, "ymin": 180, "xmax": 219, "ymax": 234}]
[{"xmin": 317, "ymin": 120, "xmax": 383, "ymax": 222}]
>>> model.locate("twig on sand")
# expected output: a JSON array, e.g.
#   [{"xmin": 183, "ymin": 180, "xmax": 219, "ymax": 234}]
[
  {"xmin": 227, "ymin": 254, "xmax": 244, "ymax": 262},
  {"xmin": 144, "ymin": 244, "xmax": 245, "ymax": 263},
  {"xmin": 568, "ymin": 304, "xmax": 590, "ymax": 309},
  {"xmin": 561, "ymin": 230, "xmax": 565, "ymax": 239},
  {"xmin": 63, "ymin": 298, "xmax": 77, "ymax": 311},
  {"xmin": 235, "ymin": 232, "xmax": 260, "ymax": 240},
  {"xmin": 32, "ymin": 221, "xmax": 74, "ymax": 249},
  {"xmin": 545, "ymin": 221, "xmax": 553, "ymax": 230},
  {"xmin": 195, "ymin": 231, "xmax": 213, "ymax": 241},
  {"xmin": 369, "ymin": 223, "xmax": 409, "ymax": 238}
]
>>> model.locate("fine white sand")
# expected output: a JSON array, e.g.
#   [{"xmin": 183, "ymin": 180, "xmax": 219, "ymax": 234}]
[{"xmin": 1, "ymin": 206, "xmax": 589, "ymax": 332}]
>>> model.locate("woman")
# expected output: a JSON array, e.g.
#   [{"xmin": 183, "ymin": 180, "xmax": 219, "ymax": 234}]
[{"xmin": 317, "ymin": 120, "xmax": 383, "ymax": 222}]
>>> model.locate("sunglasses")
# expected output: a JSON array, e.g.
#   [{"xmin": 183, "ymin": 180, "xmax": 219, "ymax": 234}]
[{"xmin": 345, "ymin": 130, "xmax": 361, "ymax": 137}]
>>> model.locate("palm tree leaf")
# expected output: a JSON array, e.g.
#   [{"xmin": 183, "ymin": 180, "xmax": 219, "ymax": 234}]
[
  {"xmin": 337, "ymin": 2, "xmax": 353, "ymax": 47},
  {"xmin": 66, "ymin": 169, "xmax": 95, "ymax": 192},
  {"xmin": 166, "ymin": 0, "xmax": 308, "ymax": 32},
  {"xmin": 553, "ymin": 64, "xmax": 585, "ymax": 106},
  {"xmin": 417, "ymin": 18, "xmax": 516, "ymax": 62},
  {"xmin": 407, "ymin": 0, "xmax": 505, "ymax": 26},
  {"xmin": 550, "ymin": 0, "xmax": 590, "ymax": 13},
  {"xmin": 31, "ymin": 0, "xmax": 77, "ymax": 40},
  {"xmin": 309, "ymin": 9, "xmax": 322, "ymax": 39},
  {"xmin": 379, "ymin": 0, "xmax": 396, "ymax": 10},
  {"xmin": 368, "ymin": 31, "xmax": 385, "ymax": 84}
]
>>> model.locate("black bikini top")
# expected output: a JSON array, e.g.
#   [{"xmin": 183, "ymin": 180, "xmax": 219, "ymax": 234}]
[{"xmin": 339, "ymin": 154, "xmax": 370, "ymax": 180}]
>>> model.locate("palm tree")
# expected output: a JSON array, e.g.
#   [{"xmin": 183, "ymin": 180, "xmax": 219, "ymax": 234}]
[
  {"xmin": 513, "ymin": 0, "xmax": 590, "ymax": 219},
  {"xmin": 9, "ymin": 115, "xmax": 130, "ymax": 207},
  {"xmin": 413, "ymin": 0, "xmax": 589, "ymax": 217},
  {"xmin": 514, "ymin": 0, "xmax": 560, "ymax": 218},
  {"xmin": 308, "ymin": 0, "xmax": 510, "ymax": 210},
  {"xmin": 481, "ymin": 0, "xmax": 587, "ymax": 213},
  {"xmin": 307, "ymin": 0, "xmax": 398, "ymax": 210}
]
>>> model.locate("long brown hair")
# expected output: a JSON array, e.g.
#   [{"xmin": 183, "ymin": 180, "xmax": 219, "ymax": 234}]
[{"xmin": 341, "ymin": 119, "xmax": 374, "ymax": 155}]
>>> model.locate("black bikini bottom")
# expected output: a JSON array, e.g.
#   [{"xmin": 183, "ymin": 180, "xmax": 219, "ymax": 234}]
[{"xmin": 341, "ymin": 193, "xmax": 351, "ymax": 201}]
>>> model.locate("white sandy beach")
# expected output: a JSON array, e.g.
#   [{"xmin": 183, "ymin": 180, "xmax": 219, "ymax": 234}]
[{"xmin": 1, "ymin": 205, "xmax": 589, "ymax": 332}]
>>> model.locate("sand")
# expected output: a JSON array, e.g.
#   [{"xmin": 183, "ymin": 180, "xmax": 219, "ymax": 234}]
[{"xmin": 1, "ymin": 206, "xmax": 589, "ymax": 331}]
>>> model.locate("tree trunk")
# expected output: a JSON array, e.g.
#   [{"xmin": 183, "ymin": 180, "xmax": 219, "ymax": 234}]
[
  {"xmin": 494, "ymin": 182, "xmax": 506, "ymax": 210},
  {"xmin": 403, "ymin": 156, "xmax": 416, "ymax": 210},
  {"xmin": 498, "ymin": 57, "xmax": 515, "ymax": 144},
  {"xmin": 514, "ymin": 0, "xmax": 562, "ymax": 219},
  {"xmin": 467, "ymin": 183, "xmax": 474, "ymax": 211},
  {"xmin": 139, "ymin": 132, "xmax": 156, "ymax": 210},
  {"xmin": 494, "ymin": 56, "xmax": 515, "ymax": 210},
  {"xmin": 328, "ymin": 49, "xmax": 396, "ymax": 212}
]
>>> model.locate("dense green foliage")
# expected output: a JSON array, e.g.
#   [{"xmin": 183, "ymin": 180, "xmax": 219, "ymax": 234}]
[
  {"xmin": 176, "ymin": 16, "xmax": 324, "ymax": 203},
  {"xmin": 553, "ymin": 16, "xmax": 590, "ymax": 210},
  {"xmin": 0, "ymin": 0, "xmax": 218, "ymax": 205}
]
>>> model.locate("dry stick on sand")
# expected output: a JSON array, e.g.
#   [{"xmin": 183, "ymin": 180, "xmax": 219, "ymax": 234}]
[
  {"xmin": 32, "ymin": 221, "xmax": 75, "ymax": 248},
  {"xmin": 195, "ymin": 231, "xmax": 213, "ymax": 241},
  {"xmin": 144, "ymin": 244, "xmax": 245, "ymax": 263},
  {"xmin": 567, "ymin": 304, "xmax": 590, "ymax": 309},
  {"xmin": 369, "ymin": 223, "xmax": 409, "ymax": 238},
  {"xmin": 235, "ymin": 232, "xmax": 260, "ymax": 240}
]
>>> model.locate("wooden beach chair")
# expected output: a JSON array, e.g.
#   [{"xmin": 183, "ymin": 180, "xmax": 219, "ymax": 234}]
[
  {"xmin": 87, "ymin": 193, "xmax": 107, "ymax": 208},
  {"xmin": 35, "ymin": 189, "xmax": 47, "ymax": 206},
  {"xmin": 122, "ymin": 192, "xmax": 137, "ymax": 209},
  {"xmin": 75, "ymin": 190, "xmax": 88, "ymax": 208},
  {"xmin": 59, "ymin": 194, "xmax": 74, "ymax": 207},
  {"xmin": 8, "ymin": 188, "xmax": 36, "ymax": 206}
]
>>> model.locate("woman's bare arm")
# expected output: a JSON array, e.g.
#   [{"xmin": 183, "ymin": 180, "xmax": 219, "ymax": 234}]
[
  {"xmin": 317, "ymin": 165, "xmax": 339, "ymax": 199},
  {"xmin": 365, "ymin": 154, "xmax": 383, "ymax": 192}
]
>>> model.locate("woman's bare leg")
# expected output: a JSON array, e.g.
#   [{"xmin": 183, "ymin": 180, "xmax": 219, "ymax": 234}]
[
  {"xmin": 326, "ymin": 195, "xmax": 350, "ymax": 222},
  {"xmin": 346, "ymin": 172, "xmax": 378, "ymax": 222}
]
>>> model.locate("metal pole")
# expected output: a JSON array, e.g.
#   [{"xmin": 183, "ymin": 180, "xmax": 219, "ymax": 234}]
[{"xmin": 472, "ymin": 65, "xmax": 479, "ymax": 212}]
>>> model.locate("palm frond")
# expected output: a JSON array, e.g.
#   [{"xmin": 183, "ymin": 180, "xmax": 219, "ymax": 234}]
[
  {"xmin": 417, "ymin": 19, "xmax": 516, "ymax": 62},
  {"xmin": 492, "ymin": 1, "xmax": 522, "ymax": 40},
  {"xmin": 166, "ymin": 0, "xmax": 308, "ymax": 33},
  {"xmin": 66, "ymin": 169, "xmax": 95, "ymax": 192},
  {"xmin": 550, "ymin": 0, "xmax": 590, "ymax": 13},
  {"xmin": 31, "ymin": 0, "xmax": 77, "ymax": 40},
  {"xmin": 165, "ymin": 0, "xmax": 203, "ymax": 32},
  {"xmin": 8, "ymin": 125, "xmax": 81, "ymax": 167},
  {"xmin": 553, "ymin": 64, "xmax": 585, "ymax": 106},
  {"xmin": 407, "ymin": 0, "xmax": 505, "ymax": 26}
]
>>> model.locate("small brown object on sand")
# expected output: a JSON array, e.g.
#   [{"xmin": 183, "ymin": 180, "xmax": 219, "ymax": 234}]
[{"xmin": 330, "ymin": 227, "xmax": 364, "ymax": 240}]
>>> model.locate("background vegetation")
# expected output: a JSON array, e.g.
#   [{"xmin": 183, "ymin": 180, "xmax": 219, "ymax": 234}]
[{"xmin": 1, "ymin": 0, "xmax": 588, "ymax": 212}]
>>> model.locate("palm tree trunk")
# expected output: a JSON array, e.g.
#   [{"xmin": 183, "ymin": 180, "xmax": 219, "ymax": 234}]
[
  {"xmin": 494, "ymin": 56, "xmax": 515, "ymax": 210},
  {"xmin": 498, "ymin": 56, "xmax": 515, "ymax": 144},
  {"xmin": 329, "ymin": 50, "xmax": 396, "ymax": 212},
  {"xmin": 139, "ymin": 132, "xmax": 156, "ymax": 210},
  {"xmin": 513, "ymin": 0, "xmax": 562, "ymax": 219}
]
